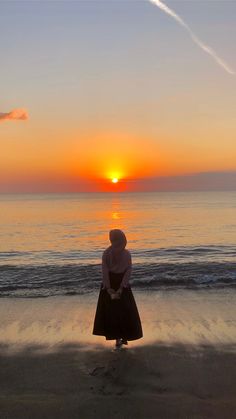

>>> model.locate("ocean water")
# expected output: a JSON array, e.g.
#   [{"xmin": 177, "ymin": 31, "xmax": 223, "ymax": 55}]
[{"xmin": 0, "ymin": 191, "xmax": 236, "ymax": 298}]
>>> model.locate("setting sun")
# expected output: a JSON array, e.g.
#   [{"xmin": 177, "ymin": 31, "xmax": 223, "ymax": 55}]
[{"xmin": 112, "ymin": 178, "xmax": 118, "ymax": 184}]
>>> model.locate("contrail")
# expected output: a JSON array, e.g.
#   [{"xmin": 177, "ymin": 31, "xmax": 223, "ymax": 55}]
[{"xmin": 149, "ymin": 0, "xmax": 235, "ymax": 75}]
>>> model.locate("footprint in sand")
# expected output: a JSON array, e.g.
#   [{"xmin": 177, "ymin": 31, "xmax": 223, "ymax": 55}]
[{"xmin": 89, "ymin": 366, "xmax": 106, "ymax": 376}]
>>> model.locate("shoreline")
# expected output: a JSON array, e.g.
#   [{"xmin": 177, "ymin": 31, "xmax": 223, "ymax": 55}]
[{"xmin": 1, "ymin": 289, "xmax": 236, "ymax": 348}]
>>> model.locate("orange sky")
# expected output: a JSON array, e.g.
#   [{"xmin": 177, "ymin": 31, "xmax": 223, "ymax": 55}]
[
  {"xmin": 1, "ymin": 122, "xmax": 236, "ymax": 192},
  {"xmin": 1, "ymin": 0, "xmax": 236, "ymax": 192}
]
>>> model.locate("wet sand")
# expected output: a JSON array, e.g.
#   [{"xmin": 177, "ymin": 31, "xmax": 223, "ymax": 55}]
[
  {"xmin": 1, "ymin": 290, "xmax": 236, "ymax": 418},
  {"xmin": 0, "ymin": 342, "xmax": 236, "ymax": 419}
]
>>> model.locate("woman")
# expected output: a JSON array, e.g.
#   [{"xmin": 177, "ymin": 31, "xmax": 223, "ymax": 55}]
[{"xmin": 93, "ymin": 229, "xmax": 143, "ymax": 348}]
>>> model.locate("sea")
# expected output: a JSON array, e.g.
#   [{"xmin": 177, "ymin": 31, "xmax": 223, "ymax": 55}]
[{"xmin": 0, "ymin": 191, "xmax": 236, "ymax": 299}]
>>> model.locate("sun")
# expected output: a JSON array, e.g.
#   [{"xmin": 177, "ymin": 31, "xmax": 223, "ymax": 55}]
[{"xmin": 111, "ymin": 178, "xmax": 119, "ymax": 184}]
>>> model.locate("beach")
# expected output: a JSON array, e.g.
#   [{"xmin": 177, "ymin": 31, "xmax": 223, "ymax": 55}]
[
  {"xmin": 1, "ymin": 290, "xmax": 236, "ymax": 418},
  {"xmin": 1, "ymin": 191, "xmax": 236, "ymax": 417},
  {"xmin": 1, "ymin": 342, "xmax": 236, "ymax": 418},
  {"xmin": 0, "ymin": 345, "xmax": 236, "ymax": 419}
]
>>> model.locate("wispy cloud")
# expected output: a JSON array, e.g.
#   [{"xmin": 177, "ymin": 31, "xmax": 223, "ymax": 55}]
[
  {"xmin": 0, "ymin": 108, "xmax": 29, "ymax": 122},
  {"xmin": 148, "ymin": 0, "xmax": 235, "ymax": 75}
]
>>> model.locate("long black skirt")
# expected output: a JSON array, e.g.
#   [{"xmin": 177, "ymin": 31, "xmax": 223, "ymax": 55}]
[{"xmin": 92, "ymin": 271, "xmax": 143, "ymax": 341}]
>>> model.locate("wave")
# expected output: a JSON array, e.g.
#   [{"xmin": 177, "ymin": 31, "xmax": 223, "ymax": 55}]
[
  {"xmin": 0, "ymin": 244, "xmax": 236, "ymax": 266},
  {"xmin": 0, "ymin": 261, "xmax": 236, "ymax": 298}
]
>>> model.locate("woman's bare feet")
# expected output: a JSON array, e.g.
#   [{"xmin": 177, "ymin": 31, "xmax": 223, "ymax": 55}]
[
  {"xmin": 115, "ymin": 338, "xmax": 123, "ymax": 348},
  {"xmin": 115, "ymin": 338, "xmax": 128, "ymax": 348}
]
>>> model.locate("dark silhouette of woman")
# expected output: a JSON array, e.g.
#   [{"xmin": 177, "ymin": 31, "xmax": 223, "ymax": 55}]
[{"xmin": 93, "ymin": 229, "xmax": 143, "ymax": 348}]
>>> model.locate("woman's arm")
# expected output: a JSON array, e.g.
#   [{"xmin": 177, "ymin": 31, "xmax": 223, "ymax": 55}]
[
  {"xmin": 102, "ymin": 251, "xmax": 111, "ymax": 289},
  {"xmin": 120, "ymin": 252, "xmax": 132, "ymax": 289}
]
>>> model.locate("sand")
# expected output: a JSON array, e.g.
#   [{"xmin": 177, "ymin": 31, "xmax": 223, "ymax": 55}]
[
  {"xmin": 1, "ymin": 290, "xmax": 236, "ymax": 418},
  {"xmin": 0, "ymin": 342, "xmax": 236, "ymax": 419}
]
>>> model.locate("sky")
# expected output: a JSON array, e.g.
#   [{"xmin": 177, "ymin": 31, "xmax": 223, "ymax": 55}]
[{"xmin": 1, "ymin": 0, "xmax": 236, "ymax": 192}]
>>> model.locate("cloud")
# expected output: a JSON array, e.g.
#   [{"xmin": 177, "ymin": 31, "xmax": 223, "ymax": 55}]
[
  {"xmin": 131, "ymin": 171, "xmax": 236, "ymax": 192},
  {"xmin": 0, "ymin": 108, "xmax": 29, "ymax": 122},
  {"xmin": 149, "ymin": 0, "xmax": 235, "ymax": 75}
]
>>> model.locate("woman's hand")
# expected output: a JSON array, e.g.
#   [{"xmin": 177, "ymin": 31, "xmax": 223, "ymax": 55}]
[
  {"xmin": 107, "ymin": 288, "xmax": 115, "ymax": 296},
  {"xmin": 107, "ymin": 287, "xmax": 123, "ymax": 300},
  {"xmin": 112, "ymin": 287, "xmax": 123, "ymax": 300},
  {"xmin": 116, "ymin": 287, "xmax": 123, "ymax": 296}
]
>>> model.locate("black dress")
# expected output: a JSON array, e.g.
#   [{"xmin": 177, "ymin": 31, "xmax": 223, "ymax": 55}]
[{"xmin": 93, "ymin": 271, "xmax": 143, "ymax": 341}]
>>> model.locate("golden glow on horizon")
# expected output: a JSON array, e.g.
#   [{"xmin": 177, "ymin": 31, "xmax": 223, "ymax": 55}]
[
  {"xmin": 1, "ymin": 127, "xmax": 236, "ymax": 193},
  {"xmin": 112, "ymin": 178, "xmax": 118, "ymax": 183}
]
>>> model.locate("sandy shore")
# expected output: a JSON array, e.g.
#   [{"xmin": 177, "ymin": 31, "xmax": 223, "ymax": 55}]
[
  {"xmin": 0, "ymin": 342, "xmax": 236, "ymax": 419},
  {"xmin": 1, "ymin": 290, "xmax": 236, "ymax": 418}
]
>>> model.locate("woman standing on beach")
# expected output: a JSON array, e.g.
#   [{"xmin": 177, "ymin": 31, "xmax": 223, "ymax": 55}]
[{"xmin": 93, "ymin": 229, "xmax": 143, "ymax": 348}]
